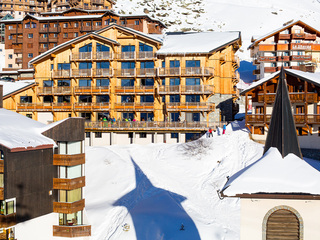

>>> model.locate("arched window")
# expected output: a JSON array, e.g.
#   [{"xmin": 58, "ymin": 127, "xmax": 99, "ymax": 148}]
[{"xmin": 262, "ymin": 205, "xmax": 303, "ymax": 240}]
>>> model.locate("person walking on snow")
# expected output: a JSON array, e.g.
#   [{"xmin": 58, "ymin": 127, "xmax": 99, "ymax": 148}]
[
  {"xmin": 222, "ymin": 124, "xmax": 226, "ymax": 135},
  {"xmin": 208, "ymin": 127, "xmax": 213, "ymax": 138}
]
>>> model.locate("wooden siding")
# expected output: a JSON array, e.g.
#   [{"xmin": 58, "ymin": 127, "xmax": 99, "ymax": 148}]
[
  {"xmin": 266, "ymin": 209, "xmax": 299, "ymax": 240},
  {"xmin": 53, "ymin": 153, "xmax": 85, "ymax": 166},
  {"xmin": 53, "ymin": 225, "xmax": 91, "ymax": 238},
  {"xmin": 53, "ymin": 199, "xmax": 85, "ymax": 214},
  {"xmin": 0, "ymin": 213, "xmax": 16, "ymax": 228},
  {"xmin": 53, "ymin": 176, "xmax": 85, "ymax": 190}
]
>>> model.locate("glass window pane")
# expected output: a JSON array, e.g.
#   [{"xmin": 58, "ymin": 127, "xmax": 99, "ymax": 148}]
[
  {"xmin": 67, "ymin": 188, "xmax": 82, "ymax": 202},
  {"xmin": 67, "ymin": 165, "xmax": 82, "ymax": 179},
  {"xmin": 96, "ymin": 79, "xmax": 109, "ymax": 87},
  {"xmin": 6, "ymin": 201, "xmax": 14, "ymax": 215},
  {"xmin": 59, "ymin": 142, "xmax": 66, "ymax": 154},
  {"xmin": 59, "ymin": 190, "xmax": 67, "ymax": 202},
  {"xmin": 67, "ymin": 141, "xmax": 82, "ymax": 154},
  {"xmin": 59, "ymin": 166, "xmax": 66, "ymax": 178}
]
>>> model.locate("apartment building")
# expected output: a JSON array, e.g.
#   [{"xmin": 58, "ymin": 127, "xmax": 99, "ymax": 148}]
[
  {"xmin": 249, "ymin": 20, "xmax": 320, "ymax": 80},
  {"xmin": 1, "ymin": 8, "xmax": 166, "ymax": 70},
  {"xmin": 0, "ymin": 88, "xmax": 90, "ymax": 239},
  {"xmin": 242, "ymin": 68, "xmax": 320, "ymax": 149},
  {"xmin": 0, "ymin": 0, "xmax": 114, "ymax": 18}
]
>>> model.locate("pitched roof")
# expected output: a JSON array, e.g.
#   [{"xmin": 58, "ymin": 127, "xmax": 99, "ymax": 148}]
[
  {"xmin": 264, "ymin": 67, "xmax": 302, "ymax": 158},
  {"xmin": 0, "ymin": 80, "xmax": 36, "ymax": 98},
  {"xmin": 157, "ymin": 31, "xmax": 241, "ymax": 55}
]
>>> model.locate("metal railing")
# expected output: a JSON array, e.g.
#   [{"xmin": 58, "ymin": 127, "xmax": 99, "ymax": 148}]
[
  {"xmin": 94, "ymin": 68, "xmax": 113, "ymax": 77},
  {"xmin": 94, "ymin": 52, "xmax": 112, "ymax": 60},
  {"xmin": 114, "ymin": 102, "xmax": 154, "ymax": 111},
  {"xmin": 114, "ymin": 86, "xmax": 154, "ymax": 95},
  {"xmin": 74, "ymin": 86, "xmax": 110, "ymax": 95},
  {"xmin": 137, "ymin": 51, "xmax": 155, "ymax": 59},
  {"xmin": 38, "ymin": 87, "xmax": 72, "ymax": 95},
  {"xmin": 166, "ymin": 102, "xmax": 215, "ymax": 111},
  {"xmin": 158, "ymin": 85, "xmax": 214, "ymax": 94},
  {"xmin": 52, "ymin": 70, "xmax": 71, "ymax": 78},
  {"xmin": 136, "ymin": 68, "xmax": 157, "ymax": 77}
]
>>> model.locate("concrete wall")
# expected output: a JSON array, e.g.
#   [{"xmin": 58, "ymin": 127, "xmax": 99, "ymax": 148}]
[{"xmin": 240, "ymin": 198, "xmax": 320, "ymax": 240}]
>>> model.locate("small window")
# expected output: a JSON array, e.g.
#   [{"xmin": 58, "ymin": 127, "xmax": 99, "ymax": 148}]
[
  {"xmin": 8, "ymin": 54, "xmax": 12, "ymax": 59},
  {"xmin": 8, "ymin": 35, "xmax": 12, "ymax": 40},
  {"xmin": 171, "ymin": 133, "xmax": 178, "ymax": 139},
  {"xmin": 63, "ymin": 33, "xmax": 68, "ymax": 38},
  {"xmin": 74, "ymin": 32, "xmax": 78, "ymax": 37},
  {"xmin": 8, "ymin": 26, "xmax": 13, "ymax": 30},
  {"xmin": 95, "ymin": 132, "xmax": 102, "ymax": 138},
  {"xmin": 63, "ymin": 23, "xmax": 68, "ymax": 28},
  {"xmin": 28, "ymin": 53, "xmax": 33, "ymax": 58},
  {"xmin": 28, "ymin": 33, "xmax": 33, "ymax": 38},
  {"xmin": 135, "ymin": 20, "xmax": 139, "ymax": 25},
  {"xmin": 8, "ymin": 64, "xmax": 12, "ymax": 68},
  {"xmin": 86, "ymin": 22, "xmax": 90, "ymax": 26},
  {"xmin": 26, "ymin": 114, "xmax": 32, "ymax": 119},
  {"xmin": 139, "ymin": 133, "xmax": 147, "ymax": 138},
  {"xmin": 85, "ymin": 132, "xmax": 90, "ymax": 138},
  {"xmin": 74, "ymin": 22, "xmax": 78, "ymax": 27}
]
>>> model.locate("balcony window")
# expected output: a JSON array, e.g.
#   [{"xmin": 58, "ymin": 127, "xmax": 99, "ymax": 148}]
[
  {"xmin": 96, "ymin": 79, "xmax": 109, "ymax": 87},
  {"xmin": 121, "ymin": 79, "xmax": 134, "ymax": 87},
  {"xmin": 170, "ymin": 112, "xmax": 179, "ymax": 122},
  {"xmin": 121, "ymin": 61, "xmax": 135, "ymax": 70},
  {"xmin": 186, "ymin": 95, "xmax": 200, "ymax": 102},
  {"xmin": 121, "ymin": 95, "xmax": 134, "ymax": 103},
  {"xmin": 28, "ymin": 53, "xmax": 33, "ymax": 58},
  {"xmin": 74, "ymin": 22, "xmax": 78, "ymax": 27},
  {"xmin": 96, "ymin": 95, "xmax": 109, "ymax": 103},
  {"xmin": 58, "ymin": 96, "xmax": 70, "ymax": 103},
  {"xmin": 122, "ymin": 112, "xmax": 134, "ymax": 120},
  {"xmin": 31, "ymin": 22, "xmax": 36, "ymax": 28},
  {"xmin": 28, "ymin": 33, "xmax": 33, "ymax": 38},
  {"xmin": 25, "ymin": 23, "xmax": 30, "ymax": 28},
  {"xmin": 42, "ymin": 33, "xmax": 48, "ymax": 38},
  {"xmin": 63, "ymin": 33, "xmax": 68, "ymax": 38},
  {"xmin": 0, "ymin": 174, "xmax": 3, "ymax": 188},
  {"xmin": 59, "ymin": 211, "xmax": 82, "ymax": 226},
  {"xmin": 79, "ymin": 79, "xmax": 91, "ymax": 87},
  {"xmin": 186, "ymin": 60, "xmax": 200, "ymax": 67},
  {"xmin": 97, "ymin": 112, "xmax": 110, "ymax": 121},
  {"xmin": 140, "ymin": 61, "xmax": 154, "ymax": 69},
  {"xmin": 186, "ymin": 112, "xmax": 200, "ymax": 122},
  {"xmin": 95, "ymin": 22, "xmax": 102, "ymax": 26},
  {"xmin": 58, "ymin": 141, "xmax": 82, "ymax": 155},
  {"xmin": 63, "ymin": 23, "xmax": 68, "ymax": 28},
  {"xmin": 186, "ymin": 78, "xmax": 200, "ymax": 85},
  {"xmin": 135, "ymin": 20, "xmax": 140, "ymax": 26},
  {"xmin": 141, "ymin": 78, "xmax": 154, "ymax": 86},
  {"xmin": 170, "ymin": 95, "xmax": 180, "ymax": 103},
  {"xmin": 0, "ymin": 199, "xmax": 15, "ymax": 215},
  {"xmin": 74, "ymin": 32, "xmax": 78, "ymax": 38},
  {"xmin": 43, "ymin": 96, "xmax": 53, "ymax": 103},
  {"xmin": 96, "ymin": 62, "xmax": 109, "ymax": 69},
  {"xmin": 104, "ymin": 18, "xmax": 117, "ymax": 25},
  {"xmin": 283, "ymin": 51, "xmax": 289, "ymax": 56},
  {"xmin": 96, "ymin": 43, "xmax": 109, "ymax": 52},
  {"xmin": 59, "ymin": 165, "xmax": 82, "ymax": 179},
  {"xmin": 0, "ymin": 150, "xmax": 3, "ymax": 160},
  {"xmin": 140, "ymin": 112, "xmax": 153, "ymax": 121},
  {"xmin": 20, "ymin": 96, "xmax": 32, "ymax": 103},
  {"xmin": 170, "ymin": 60, "xmax": 180, "ymax": 68},
  {"xmin": 79, "ymin": 43, "xmax": 92, "ymax": 53},
  {"xmin": 85, "ymin": 22, "xmax": 90, "ymax": 26},
  {"xmin": 58, "ymin": 63, "xmax": 70, "ymax": 70},
  {"xmin": 81, "ymin": 112, "xmax": 91, "ymax": 121},
  {"xmin": 79, "ymin": 95, "xmax": 92, "ymax": 103},
  {"xmin": 58, "ymin": 80, "xmax": 70, "ymax": 86},
  {"xmin": 122, "ymin": 45, "xmax": 135, "ymax": 52},
  {"xmin": 8, "ymin": 35, "xmax": 13, "ymax": 40},
  {"xmin": 140, "ymin": 95, "xmax": 154, "ymax": 102},
  {"xmin": 139, "ymin": 43, "xmax": 152, "ymax": 51}
]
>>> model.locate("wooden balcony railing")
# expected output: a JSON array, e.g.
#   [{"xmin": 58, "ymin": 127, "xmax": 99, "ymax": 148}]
[
  {"xmin": 114, "ymin": 69, "xmax": 136, "ymax": 77},
  {"xmin": 136, "ymin": 68, "xmax": 157, "ymax": 77},
  {"xmin": 74, "ymin": 86, "xmax": 110, "ymax": 95},
  {"xmin": 15, "ymin": 58, "xmax": 22, "ymax": 64},
  {"xmin": 259, "ymin": 44, "xmax": 275, "ymax": 51},
  {"xmin": 8, "ymin": 28, "xmax": 22, "ymax": 34},
  {"xmin": 52, "ymin": 70, "xmax": 71, "ymax": 78},
  {"xmin": 233, "ymin": 55, "xmax": 240, "ymax": 68},
  {"xmin": 253, "ymin": 69, "xmax": 261, "ymax": 75},
  {"xmin": 53, "ymin": 199, "xmax": 85, "ymax": 214},
  {"xmin": 264, "ymin": 67, "xmax": 277, "ymax": 73},
  {"xmin": 71, "ymin": 52, "xmax": 92, "ymax": 61},
  {"xmin": 158, "ymin": 85, "xmax": 214, "ymax": 95},
  {"xmin": 278, "ymin": 34, "xmax": 291, "ymax": 40},
  {"xmin": 38, "ymin": 87, "xmax": 72, "ymax": 95},
  {"xmin": 93, "ymin": 68, "xmax": 113, "ymax": 77},
  {"xmin": 0, "ymin": 160, "xmax": 3, "ymax": 173},
  {"xmin": 0, "ymin": 188, "xmax": 3, "ymax": 200},
  {"xmin": 276, "ymin": 44, "xmax": 289, "ymax": 51},
  {"xmin": 0, "ymin": 213, "xmax": 16, "ymax": 228},
  {"xmin": 290, "ymin": 43, "xmax": 312, "ymax": 50},
  {"xmin": 94, "ymin": 51, "xmax": 112, "ymax": 60},
  {"xmin": 158, "ymin": 67, "xmax": 214, "ymax": 77},
  {"xmin": 92, "ymin": 0, "xmax": 104, "ymax": 4},
  {"xmin": 290, "ymin": 55, "xmax": 312, "ymax": 61},
  {"xmin": 71, "ymin": 69, "xmax": 92, "ymax": 78},
  {"xmin": 114, "ymin": 102, "xmax": 154, "ymax": 111},
  {"xmin": 305, "ymin": 34, "xmax": 317, "ymax": 40},
  {"xmin": 53, "ymin": 153, "xmax": 85, "ymax": 166},
  {"xmin": 53, "ymin": 225, "xmax": 91, "ymax": 237},
  {"xmin": 166, "ymin": 102, "xmax": 215, "ymax": 112},
  {"xmin": 53, "ymin": 176, "xmax": 85, "ymax": 190},
  {"xmin": 17, "ymin": 103, "xmax": 72, "ymax": 112},
  {"xmin": 277, "ymin": 56, "xmax": 290, "ymax": 61},
  {"xmin": 258, "ymin": 92, "xmax": 318, "ymax": 103},
  {"xmin": 74, "ymin": 102, "xmax": 110, "ymax": 111},
  {"xmin": 117, "ymin": 52, "xmax": 136, "ymax": 60},
  {"xmin": 86, "ymin": 121, "xmax": 222, "ymax": 130},
  {"xmin": 137, "ymin": 51, "xmax": 155, "ymax": 60},
  {"xmin": 258, "ymin": 56, "xmax": 276, "ymax": 62},
  {"xmin": 115, "ymin": 86, "xmax": 154, "ymax": 95},
  {"xmin": 247, "ymin": 114, "xmax": 320, "ymax": 125},
  {"xmin": 39, "ymin": 27, "xmax": 61, "ymax": 33}
]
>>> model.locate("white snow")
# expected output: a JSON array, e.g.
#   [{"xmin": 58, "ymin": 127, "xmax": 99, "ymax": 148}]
[
  {"xmin": 0, "ymin": 80, "xmax": 35, "ymax": 97},
  {"xmin": 157, "ymin": 32, "xmax": 240, "ymax": 54},
  {"xmin": 223, "ymin": 147, "xmax": 320, "ymax": 196}
]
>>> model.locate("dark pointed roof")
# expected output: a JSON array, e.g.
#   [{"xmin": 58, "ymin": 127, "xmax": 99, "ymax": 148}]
[{"xmin": 264, "ymin": 67, "xmax": 302, "ymax": 158}]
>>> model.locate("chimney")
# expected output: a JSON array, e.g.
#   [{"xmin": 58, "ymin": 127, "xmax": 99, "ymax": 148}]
[{"xmin": 0, "ymin": 85, "xmax": 2, "ymax": 108}]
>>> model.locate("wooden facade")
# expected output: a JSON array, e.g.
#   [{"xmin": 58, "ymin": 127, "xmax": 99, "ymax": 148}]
[{"xmin": 250, "ymin": 20, "xmax": 320, "ymax": 80}]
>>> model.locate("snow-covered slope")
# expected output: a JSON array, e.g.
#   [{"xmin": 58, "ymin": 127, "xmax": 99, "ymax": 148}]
[
  {"xmin": 85, "ymin": 122, "xmax": 264, "ymax": 239},
  {"xmin": 114, "ymin": 0, "xmax": 320, "ymax": 60}
]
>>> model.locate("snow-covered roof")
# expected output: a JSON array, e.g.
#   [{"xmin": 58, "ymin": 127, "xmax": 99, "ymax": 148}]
[
  {"xmin": 0, "ymin": 14, "xmax": 104, "ymax": 23},
  {"xmin": 0, "ymin": 108, "xmax": 55, "ymax": 150},
  {"xmin": 0, "ymin": 80, "xmax": 35, "ymax": 97},
  {"xmin": 157, "ymin": 31, "xmax": 241, "ymax": 55},
  {"xmin": 222, "ymin": 147, "xmax": 320, "ymax": 196},
  {"xmin": 241, "ymin": 69, "xmax": 320, "ymax": 94}
]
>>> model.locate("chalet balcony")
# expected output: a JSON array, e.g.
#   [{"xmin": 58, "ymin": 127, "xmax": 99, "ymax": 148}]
[
  {"xmin": 114, "ymin": 86, "xmax": 154, "ymax": 95},
  {"xmin": 39, "ymin": 47, "xmax": 49, "ymax": 53},
  {"xmin": 39, "ymin": 27, "xmax": 61, "ymax": 33},
  {"xmin": 12, "ymin": 39, "xmax": 23, "ymax": 44},
  {"xmin": 53, "ymin": 153, "xmax": 86, "ymax": 166},
  {"xmin": 37, "ymin": 87, "xmax": 72, "ymax": 96},
  {"xmin": 233, "ymin": 55, "xmax": 240, "ymax": 68},
  {"xmin": 158, "ymin": 67, "xmax": 181, "ymax": 76},
  {"xmin": 136, "ymin": 68, "xmax": 157, "ymax": 77},
  {"xmin": 137, "ymin": 51, "xmax": 156, "ymax": 60},
  {"xmin": 0, "ymin": 160, "xmax": 3, "ymax": 173},
  {"xmin": 277, "ymin": 56, "xmax": 290, "ymax": 61},
  {"xmin": 53, "ymin": 176, "xmax": 85, "ymax": 190},
  {"xmin": 291, "ymin": 33, "xmax": 305, "ymax": 39},
  {"xmin": 158, "ymin": 85, "xmax": 214, "ymax": 95},
  {"xmin": 94, "ymin": 68, "xmax": 113, "ymax": 77},
  {"xmin": 257, "ymin": 92, "xmax": 318, "ymax": 104},
  {"xmin": 0, "ymin": 213, "xmax": 16, "ymax": 228},
  {"xmin": 253, "ymin": 69, "xmax": 261, "ymax": 75},
  {"xmin": 17, "ymin": 103, "xmax": 72, "ymax": 112},
  {"xmin": 158, "ymin": 67, "xmax": 214, "ymax": 77},
  {"xmin": 258, "ymin": 56, "xmax": 276, "ymax": 62},
  {"xmin": 114, "ymin": 69, "xmax": 136, "ymax": 77},
  {"xmin": 278, "ymin": 34, "xmax": 291, "ymax": 40},
  {"xmin": 92, "ymin": 0, "xmax": 104, "ymax": 4},
  {"xmin": 53, "ymin": 199, "xmax": 85, "ymax": 214},
  {"xmin": 39, "ymin": 37, "xmax": 49, "ymax": 43},
  {"xmin": 166, "ymin": 102, "xmax": 215, "ymax": 112},
  {"xmin": 258, "ymin": 44, "xmax": 275, "ymax": 51},
  {"xmin": 71, "ymin": 69, "xmax": 92, "ymax": 78},
  {"xmin": 305, "ymin": 34, "xmax": 317, "ymax": 40},
  {"xmin": 290, "ymin": 43, "xmax": 312, "ymax": 50},
  {"xmin": 71, "ymin": 52, "xmax": 92, "ymax": 61},
  {"xmin": 81, "ymin": 25, "xmax": 102, "ymax": 32},
  {"xmin": 15, "ymin": 58, "xmax": 22, "ymax": 64},
  {"xmin": 0, "ymin": 188, "xmax": 3, "ymax": 200},
  {"xmin": 74, "ymin": 102, "xmax": 109, "ymax": 111},
  {"xmin": 281, "ymin": 66, "xmax": 300, "ymax": 70},
  {"xmin": 264, "ymin": 67, "xmax": 277, "ymax": 73},
  {"xmin": 56, "ymin": 1, "xmax": 69, "ymax": 6},
  {"xmin": 94, "ymin": 52, "xmax": 112, "ymax": 60},
  {"xmin": 52, "ymin": 70, "xmax": 71, "ymax": 78},
  {"xmin": 290, "ymin": 55, "xmax": 312, "ymax": 61},
  {"xmin": 49, "ymin": 37, "xmax": 58, "ymax": 42},
  {"xmin": 86, "ymin": 121, "xmax": 218, "ymax": 131},
  {"xmin": 247, "ymin": 114, "xmax": 320, "ymax": 125},
  {"xmin": 8, "ymin": 28, "xmax": 22, "ymax": 34},
  {"xmin": 114, "ymin": 102, "xmax": 154, "ymax": 111},
  {"xmin": 276, "ymin": 44, "xmax": 289, "ymax": 51},
  {"xmin": 148, "ymin": 25, "xmax": 161, "ymax": 34},
  {"xmin": 53, "ymin": 225, "xmax": 91, "ymax": 238},
  {"xmin": 74, "ymin": 86, "xmax": 110, "ymax": 95},
  {"xmin": 117, "ymin": 52, "xmax": 136, "ymax": 60}
]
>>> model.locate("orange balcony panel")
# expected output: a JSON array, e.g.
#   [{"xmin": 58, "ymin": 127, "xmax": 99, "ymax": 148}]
[
  {"xmin": 276, "ymin": 44, "xmax": 289, "ymax": 51},
  {"xmin": 264, "ymin": 67, "xmax": 277, "ymax": 73},
  {"xmin": 290, "ymin": 55, "xmax": 312, "ymax": 61},
  {"xmin": 259, "ymin": 44, "xmax": 275, "ymax": 51},
  {"xmin": 53, "ymin": 153, "xmax": 85, "ymax": 166},
  {"xmin": 0, "ymin": 160, "xmax": 3, "ymax": 173},
  {"xmin": 312, "ymin": 44, "xmax": 320, "ymax": 51},
  {"xmin": 0, "ymin": 214, "xmax": 16, "ymax": 228},
  {"xmin": 53, "ymin": 176, "xmax": 85, "ymax": 190},
  {"xmin": 278, "ymin": 34, "xmax": 291, "ymax": 40},
  {"xmin": 305, "ymin": 34, "xmax": 317, "ymax": 40},
  {"xmin": 0, "ymin": 188, "xmax": 3, "ymax": 200},
  {"xmin": 53, "ymin": 199, "xmax": 85, "ymax": 214},
  {"xmin": 53, "ymin": 225, "xmax": 91, "ymax": 238},
  {"xmin": 291, "ymin": 33, "xmax": 305, "ymax": 39},
  {"xmin": 290, "ymin": 43, "xmax": 312, "ymax": 50},
  {"xmin": 258, "ymin": 56, "xmax": 276, "ymax": 62},
  {"xmin": 277, "ymin": 56, "xmax": 290, "ymax": 61}
]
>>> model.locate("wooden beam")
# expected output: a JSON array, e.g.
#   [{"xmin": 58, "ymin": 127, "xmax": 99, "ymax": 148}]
[
  {"xmin": 304, "ymin": 80, "xmax": 308, "ymax": 125},
  {"xmin": 51, "ymin": 54, "xmax": 56, "ymax": 58}
]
